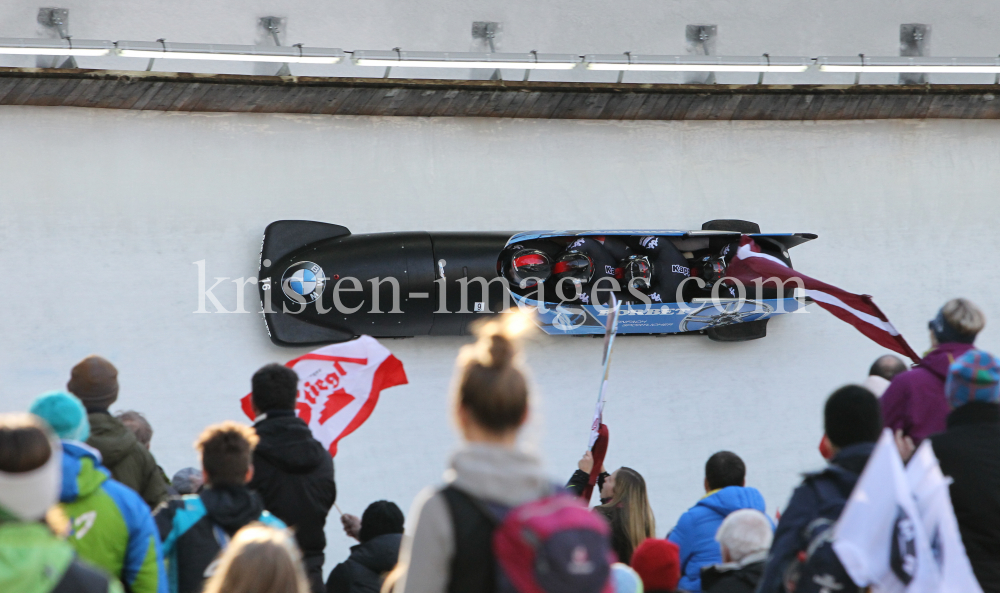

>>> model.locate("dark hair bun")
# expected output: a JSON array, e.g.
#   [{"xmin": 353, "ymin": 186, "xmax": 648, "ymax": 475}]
[{"xmin": 487, "ymin": 333, "xmax": 515, "ymax": 370}]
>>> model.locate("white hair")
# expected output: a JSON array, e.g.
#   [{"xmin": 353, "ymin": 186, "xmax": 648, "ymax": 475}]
[{"xmin": 715, "ymin": 509, "xmax": 773, "ymax": 563}]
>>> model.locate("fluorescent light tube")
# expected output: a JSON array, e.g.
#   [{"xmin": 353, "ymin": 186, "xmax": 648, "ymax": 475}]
[
  {"xmin": 114, "ymin": 41, "xmax": 344, "ymax": 64},
  {"xmin": 584, "ymin": 54, "xmax": 810, "ymax": 72},
  {"xmin": 0, "ymin": 38, "xmax": 112, "ymax": 56},
  {"xmin": 818, "ymin": 56, "xmax": 1000, "ymax": 73},
  {"xmin": 352, "ymin": 50, "xmax": 579, "ymax": 70}
]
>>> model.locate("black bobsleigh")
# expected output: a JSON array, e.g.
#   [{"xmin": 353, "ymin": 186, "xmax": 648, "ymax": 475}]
[{"xmin": 256, "ymin": 220, "xmax": 816, "ymax": 346}]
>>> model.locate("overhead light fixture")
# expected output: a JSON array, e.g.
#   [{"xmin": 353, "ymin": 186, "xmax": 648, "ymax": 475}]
[
  {"xmin": 0, "ymin": 37, "xmax": 112, "ymax": 56},
  {"xmin": 115, "ymin": 40, "xmax": 344, "ymax": 64},
  {"xmin": 818, "ymin": 56, "xmax": 1000, "ymax": 73},
  {"xmin": 352, "ymin": 50, "xmax": 580, "ymax": 69},
  {"xmin": 585, "ymin": 54, "xmax": 810, "ymax": 72}
]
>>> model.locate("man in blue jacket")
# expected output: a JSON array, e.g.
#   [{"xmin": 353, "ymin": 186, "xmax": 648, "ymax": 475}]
[{"xmin": 668, "ymin": 451, "xmax": 768, "ymax": 592}]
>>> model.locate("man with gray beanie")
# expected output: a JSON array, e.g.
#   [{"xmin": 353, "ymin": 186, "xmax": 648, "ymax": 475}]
[
  {"xmin": 881, "ymin": 298, "xmax": 985, "ymax": 445},
  {"xmin": 929, "ymin": 349, "xmax": 1000, "ymax": 592},
  {"xmin": 67, "ymin": 355, "xmax": 168, "ymax": 508}
]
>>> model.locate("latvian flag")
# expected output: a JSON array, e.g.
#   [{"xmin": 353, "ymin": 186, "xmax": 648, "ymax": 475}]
[{"xmin": 726, "ymin": 236, "xmax": 922, "ymax": 363}]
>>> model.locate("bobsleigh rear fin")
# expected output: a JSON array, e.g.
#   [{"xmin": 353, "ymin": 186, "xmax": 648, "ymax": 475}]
[{"xmin": 261, "ymin": 220, "xmax": 351, "ymax": 265}]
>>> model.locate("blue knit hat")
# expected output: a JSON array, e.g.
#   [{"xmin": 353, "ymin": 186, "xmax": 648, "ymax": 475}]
[
  {"xmin": 946, "ymin": 350, "xmax": 1000, "ymax": 408},
  {"xmin": 29, "ymin": 391, "xmax": 90, "ymax": 442},
  {"xmin": 611, "ymin": 563, "xmax": 645, "ymax": 593}
]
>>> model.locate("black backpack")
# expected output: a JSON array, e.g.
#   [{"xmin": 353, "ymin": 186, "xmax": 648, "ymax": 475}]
[{"xmin": 783, "ymin": 470, "xmax": 862, "ymax": 593}]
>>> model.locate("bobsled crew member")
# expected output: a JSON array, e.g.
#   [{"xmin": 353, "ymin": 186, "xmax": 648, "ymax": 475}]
[
  {"xmin": 155, "ymin": 422, "xmax": 285, "ymax": 593},
  {"xmin": 67, "ymin": 355, "xmax": 169, "ymax": 508},
  {"xmin": 326, "ymin": 500, "xmax": 405, "ymax": 593},
  {"xmin": 0, "ymin": 413, "xmax": 125, "ymax": 593},
  {"xmin": 31, "ymin": 391, "xmax": 167, "ymax": 593},
  {"xmin": 553, "ymin": 236, "xmax": 632, "ymax": 305},
  {"xmin": 248, "ymin": 363, "xmax": 337, "ymax": 593},
  {"xmin": 567, "ymin": 453, "xmax": 656, "ymax": 565},
  {"xmin": 667, "ymin": 451, "xmax": 768, "ymax": 592},
  {"xmin": 632, "ymin": 235, "xmax": 695, "ymax": 304},
  {"xmin": 881, "ymin": 298, "xmax": 985, "ymax": 444},
  {"xmin": 757, "ymin": 386, "xmax": 883, "ymax": 593}
]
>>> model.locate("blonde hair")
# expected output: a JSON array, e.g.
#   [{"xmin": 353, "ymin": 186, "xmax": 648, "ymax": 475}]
[
  {"xmin": 453, "ymin": 313, "xmax": 534, "ymax": 433},
  {"xmin": 599, "ymin": 467, "xmax": 656, "ymax": 557},
  {"xmin": 201, "ymin": 524, "xmax": 309, "ymax": 593},
  {"xmin": 942, "ymin": 298, "xmax": 986, "ymax": 336}
]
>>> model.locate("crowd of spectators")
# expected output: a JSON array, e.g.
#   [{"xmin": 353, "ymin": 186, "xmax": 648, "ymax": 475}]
[{"xmin": 1, "ymin": 297, "xmax": 998, "ymax": 593}]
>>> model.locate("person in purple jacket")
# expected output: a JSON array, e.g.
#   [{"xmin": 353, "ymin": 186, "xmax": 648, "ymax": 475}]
[{"xmin": 881, "ymin": 298, "xmax": 985, "ymax": 444}]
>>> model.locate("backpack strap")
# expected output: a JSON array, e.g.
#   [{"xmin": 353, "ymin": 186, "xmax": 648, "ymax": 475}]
[{"xmin": 441, "ymin": 486, "xmax": 499, "ymax": 593}]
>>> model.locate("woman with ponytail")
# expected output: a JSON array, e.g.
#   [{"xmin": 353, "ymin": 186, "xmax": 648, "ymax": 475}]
[
  {"xmin": 395, "ymin": 314, "xmax": 550, "ymax": 593},
  {"xmin": 593, "ymin": 467, "xmax": 656, "ymax": 565}
]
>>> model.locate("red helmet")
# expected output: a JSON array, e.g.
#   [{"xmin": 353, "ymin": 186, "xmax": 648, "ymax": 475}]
[
  {"xmin": 553, "ymin": 251, "xmax": 594, "ymax": 284},
  {"xmin": 503, "ymin": 249, "xmax": 553, "ymax": 288}
]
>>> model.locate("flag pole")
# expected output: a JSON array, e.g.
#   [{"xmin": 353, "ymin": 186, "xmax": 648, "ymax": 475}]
[{"xmin": 581, "ymin": 294, "xmax": 619, "ymax": 502}]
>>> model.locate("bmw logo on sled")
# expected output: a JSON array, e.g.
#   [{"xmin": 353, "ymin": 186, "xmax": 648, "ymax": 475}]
[{"xmin": 256, "ymin": 219, "xmax": 817, "ymax": 346}]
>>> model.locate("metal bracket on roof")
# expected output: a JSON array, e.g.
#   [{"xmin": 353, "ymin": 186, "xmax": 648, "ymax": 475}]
[
  {"xmin": 37, "ymin": 7, "xmax": 76, "ymax": 68},
  {"xmin": 899, "ymin": 24, "xmax": 930, "ymax": 85},
  {"xmin": 472, "ymin": 21, "xmax": 502, "ymax": 80},
  {"xmin": 686, "ymin": 25, "xmax": 717, "ymax": 84},
  {"xmin": 259, "ymin": 16, "xmax": 291, "ymax": 76},
  {"xmin": 38, "ymin": 8, "xmax": 69, "ymax": 38}
]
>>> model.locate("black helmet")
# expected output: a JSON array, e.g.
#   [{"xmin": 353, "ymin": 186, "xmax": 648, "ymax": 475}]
[
  {"xmin": 554, "ymin": 251, "xmax": 594, "ymax": 284},
  {"xmin": 503, "ymin": 249, "xmax": 552, "ymax": 288},
  {"xmin": 700, "ymin": 254, "xmax": 728, "ymax": 285},
  {"xmin": 622, "ymin": 255, "xmax": 652, "ymax": 291}
]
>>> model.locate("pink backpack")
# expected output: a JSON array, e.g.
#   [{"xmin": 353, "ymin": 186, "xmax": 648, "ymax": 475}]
[{"xmin": 492, "ymin": 493, "xmax": 615, "ymax": 593}]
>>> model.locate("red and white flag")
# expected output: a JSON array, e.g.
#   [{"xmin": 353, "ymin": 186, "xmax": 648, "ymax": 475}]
[
  {"xmin": 241, "ymin": 335, "xmax": 408, "ymax": 456},
  {"xmin": 726, "ymin": 236, "xmax": 922, "ymax": 363}
]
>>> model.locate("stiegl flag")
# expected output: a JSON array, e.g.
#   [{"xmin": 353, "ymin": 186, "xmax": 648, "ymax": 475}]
[
  {"xmin": 241, "ymin": 335, "xmax": 408, "ymax": 456},
  {"xmin": 832, "ymin": 430, "xmax": 938, "ymax": 593},
  {"xmin": 905, "ymin": 441, "xmax": 983, "ymax": 593}
]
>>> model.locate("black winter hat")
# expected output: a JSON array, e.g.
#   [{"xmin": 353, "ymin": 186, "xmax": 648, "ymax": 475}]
[
  {"xmin": 824, "ymin": 385, "xmax": 883, "ymax": 449},
  {"xmin": 359, "ymin": 500, "xmax": 404, "ymax": 543}
]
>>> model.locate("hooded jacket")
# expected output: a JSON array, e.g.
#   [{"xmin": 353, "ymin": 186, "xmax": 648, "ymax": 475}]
[
  {"xmin": 930, "ymin": 401, "xmax": 1000, "ymax": 592},
  {"xmin": 0, "ymin": 520, "xmax": 124, "ymax": 593},
  {"xmin": 154, "ymin": 486, "xmax": 285, "ymax": 593},
  {"xmin": 59, "ymin": 442, "xmax": 166, "ymax": 593},
  {"xmin": 86, "ymin": 413, "xmax": 168, "ymax": 508},
  {"xmin": 667, "ymin": 486, "xmax": 768, "ymax": 592},
  {"xmin": 395, "ymin": 443, "xmax": 552, "ymax": 593},
  {"xmin": 326, "ymin": 533, "xmax": 403, "ymax": 593},
  {"xmin": 249, "ymin": 410, "xmax": 336, "ymax": 591},
  {"xmin": 700, "ymin": 550, "xmax": 767, "ymax": 593},
  {"xmin": 881, "ymin": 342, "xmax": 973, "ymax": 444},
  {"xmin": 756, "ymin": 442, "xmax": 874, "ymax": 593}
]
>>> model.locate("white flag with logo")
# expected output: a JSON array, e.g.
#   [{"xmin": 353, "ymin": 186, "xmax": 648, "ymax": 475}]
[
  {"xmin": 833, "ymin": 429, "xmax": 938, "ymax": 593},
  {"xmin": 905, "ymin": 441, "xmax": 983, "ymax": 593},
  {"xmin": 242, "ymin": 335, "xmax": 408, "ymax": 456}
]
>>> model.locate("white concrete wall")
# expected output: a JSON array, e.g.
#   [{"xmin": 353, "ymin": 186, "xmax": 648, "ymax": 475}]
[
  {"xmin": 2, "ymin": 0, "xmax": 1000, "ymax": 82},
  {"xmin": 1, "ymin": 105, "xmax": 998, "ymax": 573}
]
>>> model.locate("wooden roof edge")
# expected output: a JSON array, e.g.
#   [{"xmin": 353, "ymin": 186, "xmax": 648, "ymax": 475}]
[{"xmin": 2, "ymin": 66, "xmax": 1000, "ymax": 96}]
